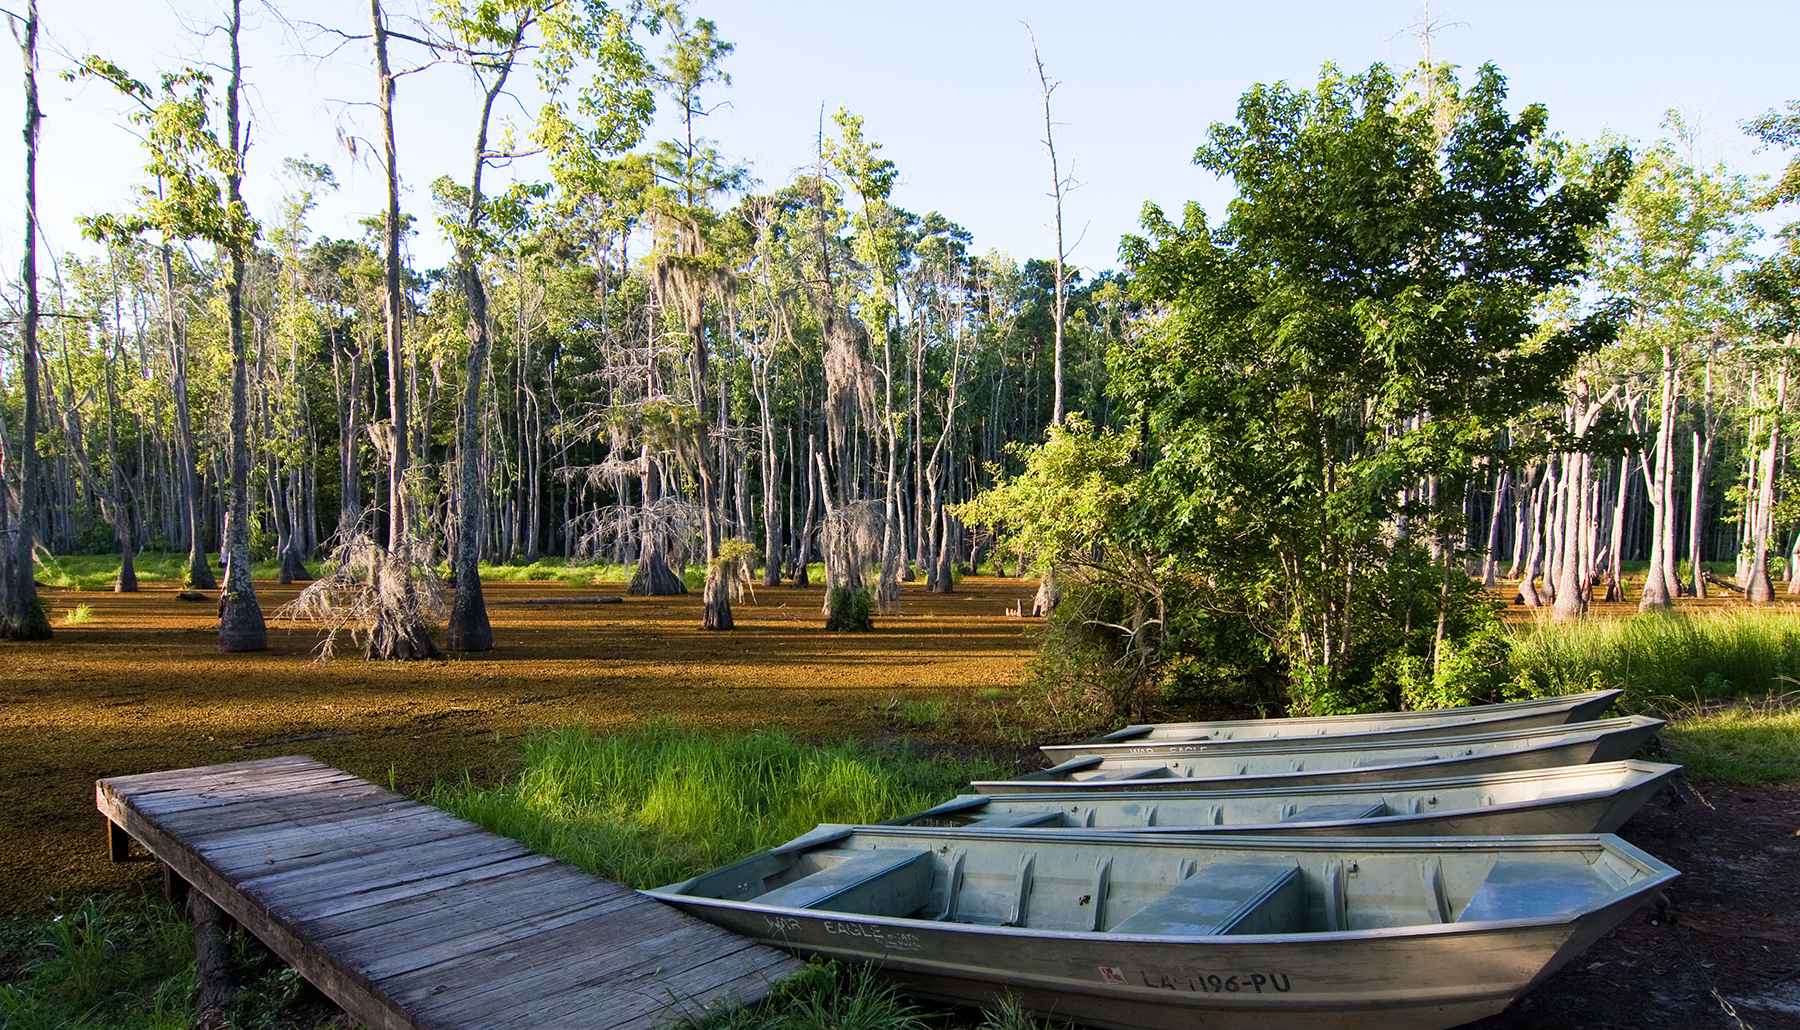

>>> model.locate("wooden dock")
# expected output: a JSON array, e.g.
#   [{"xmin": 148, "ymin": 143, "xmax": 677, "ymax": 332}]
[{"xmin": 97, "ymin": 756, "xmax": 803, "ymax": 1029}]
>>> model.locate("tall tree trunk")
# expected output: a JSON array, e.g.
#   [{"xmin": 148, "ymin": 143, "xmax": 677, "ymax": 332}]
[
  {"xmin": 1481, "ymin": 467, "xmax": 1508, "ymax": 587},
  {"xmin": 446, "ymin": 30, "xmax": 522, "ymax": 653},
  {"xmin": 1605, "ymin": 455, "xmax": 1629, "ymax": 601},
  {"xmin": 1028, "ymin": 27, "xmax": 1067, "ymax": 427},
  {"xmin": 1639, "ymin": 347, "xmax": 1677, "ymax": 612},
  {"xmin": 1747, "ymin": 364, "xmax": 1786, "ymax": 603},
  {"xmin": 217, "ymin": 0, "xmax": 265, "ymax": 653},
  {"xmin": 1, "ymin": 0, "xmax": 50, "ymax": 640},
  {"xmin": 365, "ymin": 0, "xmax": 437, "ymax": 660}
]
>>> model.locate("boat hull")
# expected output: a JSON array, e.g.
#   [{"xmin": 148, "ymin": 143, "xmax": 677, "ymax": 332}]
[
  {"xmin": 649, "ymin": 830, "xmax": 1676, "ymax": 1030},
  {"xmin": 977, "ymin": 718, "xmax": 1664, "ymax": 795},
  {"xmin": 1079, "ymin": 689, "xmax": 1622, "ymax": 752},
  {"xmin": 900, "ymin": 761, "xmax": 1680, "ymax": 837},
  {"xmin": 653, "ymin": 881, "xmax": 1653, "ymax": 1030}
]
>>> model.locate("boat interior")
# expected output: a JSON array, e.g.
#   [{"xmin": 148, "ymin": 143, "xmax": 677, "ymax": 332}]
[{"xmin": 667, "ymin": 828, "xmax": 1664, "ymax": 937}]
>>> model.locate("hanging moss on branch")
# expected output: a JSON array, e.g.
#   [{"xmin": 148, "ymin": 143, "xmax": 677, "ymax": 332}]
[{"xmin": 280, "ymin": 527, "xmax": 443, "ymax": 661}]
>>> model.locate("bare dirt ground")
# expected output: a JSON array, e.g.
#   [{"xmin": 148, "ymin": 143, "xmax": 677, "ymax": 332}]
[
  {"xmin": 0, "ymin": 575, "xmax": 1039, "ymax": 915},
  {"xmin": 3, "ymin": 575, "xmax": 1796, "ymax": 1029}
]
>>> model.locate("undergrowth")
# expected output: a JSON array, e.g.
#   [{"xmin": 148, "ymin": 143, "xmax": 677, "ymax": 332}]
[{"xmin": 0, "ymin": 889, "xmax": 318, "ymax": 1030}]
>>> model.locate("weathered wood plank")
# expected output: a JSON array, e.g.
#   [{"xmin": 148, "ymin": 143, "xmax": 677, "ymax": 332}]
[
  {"xmin": 417, "ymin": 914, "xmax": 764, "ymax": 1028},
  {"xmin": 97, "ymin": 756, "xmax": 799, "ymax": 1030},
  {"xmin": 384, "ymin": 903, "xmax": 716, "ymax": 1018},
  {"xmin": 250, "ymin": 835, "xmax": 538, "ymax": 913}
]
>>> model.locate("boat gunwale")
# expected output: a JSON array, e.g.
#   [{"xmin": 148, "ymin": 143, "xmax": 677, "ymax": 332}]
[
  {"xmin": 897, "ymin": 761, "xmax": 1682, "ymax": 834},
  {"xmin": 647, "ymin": 828, "xmax": 1678, "ymax": 946},
  {"xmin": 1096, "ymin": 688, "xmax": 1623, "ymax": 744},
  {"xmin": 1044, "ymin": 715, "xmax": 1663, "ymax": 768}
]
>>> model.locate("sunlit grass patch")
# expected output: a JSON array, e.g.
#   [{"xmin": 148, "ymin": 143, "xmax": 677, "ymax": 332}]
[
  {"xmin": 1664, "ymin": 697, "xmax": 1800, "ymax": 785},
  {"xmin": 429, "ymin": 724, "xmax": 1002, "ymax": 890},
  {"xmin": 1509, "ymin": 610, "xmax": 1800, "ymax": 710},
  {"xmin": 59, "ymin": 604, "xmax": 96, "ymax": 626}
]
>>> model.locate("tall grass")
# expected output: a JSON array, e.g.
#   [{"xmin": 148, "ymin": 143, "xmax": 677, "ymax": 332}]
[
  {"xmin": 430, "ymin": 724, "xmax": 1002, "ymax": 889},
  {"xmin": 1508, "ymin": 610, "xmax": 1800, "ymax": 711}
]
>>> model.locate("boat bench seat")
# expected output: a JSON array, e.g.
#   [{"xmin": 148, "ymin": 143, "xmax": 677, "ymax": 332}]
[
  {"xmin": 967, "ymin": 811, "xmax": 1065, "ymax": 828},
  {"xmin": 753, "ymin": 848, "xmax": 933, "ymax": 917},
  {"xmin": 1112, "ymin": 861, "xmax": 1304, "ymax": 936},
  {"xmin": 1281, "ymin": 801, "xmax": 1388, "ymax": 823},
  {"xmin": 1457, "ymin": 860, "xmax": 1615, "ymax": 922}
]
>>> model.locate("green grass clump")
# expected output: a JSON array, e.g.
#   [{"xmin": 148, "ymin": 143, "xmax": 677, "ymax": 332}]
[
  {"xmin": 430, "ymin": 724, "xmax": 1001, "ymax": 889},
  {"xmin": 884, "ymin": 697, "xmax": 947, "ymax": 729},
  {"xmin": 1509, "ymin": 610, "xmax": 1800, "ymax": 710},
  {"xmin": 1664, "ymin": 702, "xmax": 1800, "ymax": 785},
  {"xmin": 59, "ymin": 603, "xmax": 96, "ymax": 626}
]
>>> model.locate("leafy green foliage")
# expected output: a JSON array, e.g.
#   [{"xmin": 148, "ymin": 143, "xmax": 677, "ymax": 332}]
[{"xmin": 970, "ymin": 62, "xmax": 1628, "ymax": 717}]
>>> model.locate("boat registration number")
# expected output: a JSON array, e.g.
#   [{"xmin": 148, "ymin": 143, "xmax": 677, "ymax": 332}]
[{"xmin": 1103, "ymin": 965, "xmax": 1293, "ymax": 994}]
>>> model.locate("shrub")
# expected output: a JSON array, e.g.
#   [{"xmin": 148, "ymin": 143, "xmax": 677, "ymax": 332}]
[{"xmin": 825, "ymin": 586, "xmax": 874, "ymax": 632}]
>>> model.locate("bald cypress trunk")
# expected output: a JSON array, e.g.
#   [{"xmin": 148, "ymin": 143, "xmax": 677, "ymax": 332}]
[
  {"xmin": 1, "ymin": 0, "xmax": 50, "ymax": 641},
  {"xmin": 364, "ymin": 0, "xmax": 438, "ymax": 660},
  {"xmin": 446, "ymin": 26, "xmax": 523, "ymax": 653},
  {"xmin": 216, "ymin": 0, "xmax": 265, "ymax": 653}
]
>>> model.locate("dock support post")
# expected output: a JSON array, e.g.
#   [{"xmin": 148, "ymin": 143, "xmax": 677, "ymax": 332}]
[
  {"xmin": 162, "ymin": 862, "xmax": 190, "ymax": 907},
  {"xmin": 106, "ymin": 820, "xmax": 130, "ymax": 862},
  {"xmin": 189, "ymin": 890, "xmax": 236, "ymax": 1029}
]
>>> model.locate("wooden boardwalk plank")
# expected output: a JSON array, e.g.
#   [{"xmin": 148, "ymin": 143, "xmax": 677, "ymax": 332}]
[{"xmin": 98, "ymin": 756, "xmax": 802, "ymax": 1030}]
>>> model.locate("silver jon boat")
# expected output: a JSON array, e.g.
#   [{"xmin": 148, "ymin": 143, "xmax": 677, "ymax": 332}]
[
  {"xmin": 1063, "ymin": 689, "xmax": 1621, "ymax": 756},
  {"xmin": 974, "ymin": 716, "xmax": 1664, "ymax": 794},
  {"xmin": 1045, "ymin": 690, "xmax": 1623, "ymax": 762},
  {"xmin": 895, "ymin": 760, "xmax": 1679, "ymax": 837},
  {"xmin": 650, "ymin": 826, "xmax": 1677, "ymax": 1030}
]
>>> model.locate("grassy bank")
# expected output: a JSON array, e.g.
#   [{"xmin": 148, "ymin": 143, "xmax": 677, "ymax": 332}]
[
  {"xmin": 430, "ymin": 724, "xmax": 1003, "ymax": 889},
  {"xmin": 1508, "ymin": 609, "xmax": 1800, "ymax": 710},
  {"xmin": 0, "ymin": 890, "xmax": 323, "ymax": 1030},
  {"xmin": 1662, "ymin": 701, "xmax": 1800, "ymax": 784}
]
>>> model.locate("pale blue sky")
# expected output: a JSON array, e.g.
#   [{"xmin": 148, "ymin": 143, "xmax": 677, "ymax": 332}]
[{"xmin": 4, "ymin": 0, "xmax": 1795, "ymax": 279}]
